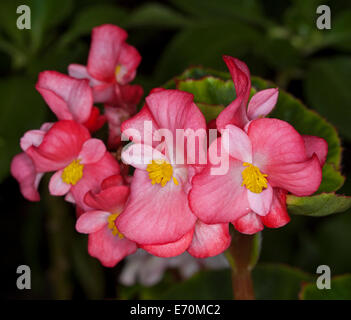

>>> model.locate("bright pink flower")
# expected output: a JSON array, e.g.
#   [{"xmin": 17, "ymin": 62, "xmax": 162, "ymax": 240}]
[
  {"xmin": 68, "ymin": 24, "xmax": 142, "ymax": 108},
  {"xmin": 189, "ymin": 119, "xmax": 323, "ymax": 234},
  {"xmin": 36, "ymin": 71, "xmax": 105, "ymax": 132},
  {"xmin": 216, "ymin": 55, "xmax": 279, "ymax": 131},
  {"xmin": 23, "ymin": 120, "xmax": 120, "ymax": 210},
  {"xmin": 116, "ymin": 89, "xmax": 208, "ymax": 246},
  {"xmin": 76, "ymin": 181, "xmax": 137, "ymax": 267}
]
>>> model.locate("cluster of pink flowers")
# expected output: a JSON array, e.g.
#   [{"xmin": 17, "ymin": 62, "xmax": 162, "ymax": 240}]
[{"xmin": 11, "ymin": 24, "xmax": 327, "ymax": 267}]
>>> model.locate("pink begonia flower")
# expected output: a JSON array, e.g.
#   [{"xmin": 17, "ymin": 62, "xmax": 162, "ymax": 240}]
[
  {"xmin": 116, "ymin": 89, "xmax": 209, "ymax": 246},
  {"xmin": 216, "ymin": 55, "xmax": 279, "ymax": 131},
  {"xmin": 68, "ymin": 24, "xmax": 142, "ymax": 108},
  {"xmin": 22, "ymin": 120, "xmax": 120, "ymax": 211},
  {"xmin": 36, "ymin": 71, "xmax": 106, "ymax": 132},
  {"xmin": 76, "ymin": 180, "xmax": 137, "ymax": 267},
  {"xmin": 119, "ymin": 249, "xmax": 229, "ymax": 287},
  {"xmin": 189, "ymin": 119, "xmax": 324, "ymax": 234}
]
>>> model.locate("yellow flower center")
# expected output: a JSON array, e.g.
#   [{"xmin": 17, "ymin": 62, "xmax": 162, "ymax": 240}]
[
  {"xmin": 107, "ymin": 213, "xmax": 124, "ymax": 238},
  {"xmin": 241, "ymin": 162, "xmax": 268, "ymax": 193},
  {"xmin": 146, "ymin": 160, "xmax": 179, "ymax": 187},
  {"xmin": 61, "ymin": 159, "xmax": 84, "ymax": 185},
  {"xmin": 115, "ymin": 64, "xmax": 121, "ymax": 77}
]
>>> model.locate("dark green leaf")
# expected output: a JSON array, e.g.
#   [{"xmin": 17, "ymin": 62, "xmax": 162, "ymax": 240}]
[
  {"xmin": 300, "ymin": 274, "xmax": 351, "ymax": 299},
  {"xmin": 287, "ymin": 193, "xmax": 351, "ymax": 217}
]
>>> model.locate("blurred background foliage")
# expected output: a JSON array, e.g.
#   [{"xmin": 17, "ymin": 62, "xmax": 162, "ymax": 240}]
[{"xmin": 1, "ymin": 0, "xmax": 351, "ymax": 299}]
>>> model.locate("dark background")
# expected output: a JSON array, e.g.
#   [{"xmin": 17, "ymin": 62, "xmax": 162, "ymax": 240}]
[{"xmin": 1, "ymin": 0, "xmax": 351, "ymax": 299}]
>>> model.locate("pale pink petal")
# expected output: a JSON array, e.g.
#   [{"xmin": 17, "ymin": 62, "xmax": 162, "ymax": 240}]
[
  {"xmin": 48, "ymin": 170, "xmax": 71, "ymax": 196},
  {"xmin": 247, "ymin": 88, "xmax": 278, "ymax": 120},
  {"xmin": 87, "ymin": 24, "xmax": 128, "ymax": 82},
  {"xmin": 116, "ymin": 169, "xmax": 197, "ymax": 245},
  {"xmin": 222, "ymin": 124, "xmax": 252, "ymax": 162},
  {"xmin": 247, "ymin": 183, "xmax": 273, "ymax": 216},
  {"xmin": 187, "ymin": 221, "xmax": 231, "ymax": 258},
  {"xmin": 76, "ymin": 210, "xmax": 110, "ymax": 234},
  {"xmin": 121, "ymin": 143, "xmax": 167, "ymax": 170},
  {"xmin": 233, "ymin": 212, "xmax": 264, "ymax": 235},
  {"xmin": 78, "ymin": 139, "xmax": 106, "ymax": 164},
  {"xmin": 20, "ymin": 130, "xmax": 46, "ymax": 151}
]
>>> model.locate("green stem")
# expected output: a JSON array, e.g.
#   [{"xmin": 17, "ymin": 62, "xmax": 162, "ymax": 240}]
[{"xmin": 226, "ymin": 229, "xmax": 261, "ymax": 300}]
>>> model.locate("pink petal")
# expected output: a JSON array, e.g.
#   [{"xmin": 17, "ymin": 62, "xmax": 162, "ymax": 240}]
[
  {"xmin": 68, "ymin": 64, "xmax": 91, "ymax": 80},
  {"xmin": 10, "ymin": 153, "xmax": 42, "ymax": 201},
  {"xmin": 248, "ymin": 118, "xmax": 307, "ymax": 169},
  {"xmin": 84, "ymin": 185, "xmax": 129, "ymax": 213},
  {"xmin": 116, "ymin": 169, "xmax": 197, "ymax": 245},
  {"xmin": 48, "ymin": 170, "xmax": 71, "ymax": 196},
  {"xmin": 261, "ymin": 188, "xmax": 290, "ymax": 228},
  {"xmin": 87, "ymin": 24, "xmax": 127, "ymax": 82},
  {"xmin": 88, "ymin": 227, "xmax": 137, "ymax": 267},
  {"xmin": 25, "ymin": 120, "xmax": 91, "ymax": 172},
  {"xmin": 36, "ymin": 71, "xmax": 93, "ymax": 123},
  {"xmin": 121, "ymin": 105, "xmax": 159, "ymax": 146},
  {"xmin": 141, "ymin": 229, "xmax": 194, "ymax": 258},
  {"xmin": 247, "ymin": 88, "xmax": 278, "ymax": 120},
  {"xmin": 187, "ymin": 221, "xmax": 231, "ymax": 258},
  {"xmin": 247, "ymin": 183, "xmax": 273, "ymax": 216},
  {"xmin": 104, "ymin": 106, "xmax": 130, "ymax": 149},
  {"xmin": 78, "ymin": 138, "xmax": 106, "ymax": 164},
  {"xmin": 117, "ymin": 84, "xmax": 143, "ymax": 111},
  {"xmin": 216, "ymin": 56, "xmax": 250, "ymax": 130},
  {"xmin": 121, "ymin": 143, "xmax": 167, "ymax": 170},
  {"xmin": 76, "ymin": 210, "xmax": 110, "ymax": 234},
  {"xmin": 70, "ymin": 152, "xmax": 120, "ymax": 211},
  {"xmin": 303, "ymin": 135, "xmax": 328, "ymax": 166},
  {"xmin": 222, "ymin": 124, "xmax": 252, "ymax": 162},
  {"xmin": 20, "ymin": 129, "xmax": 46, "ymax": 151},
  {"xmin": 101, "ymin": 174, "xmax": 124, "ymax": 189},
  {"xmin": 233, "ymin": 212, "xmax": 264, "ymax": 235},
  {"xmin": 116, "ymin": 42, "xmax": 141, "ymax": 85},
  {"xmin": 266, "ymin": 154, "xmax": 322, "ymax": 196},
  {"xmin": 189, "ymin": 140, "xmax": 250, "ymax": 224},
  {"xmin": 92, "ymin": 83, "xmax": 116, "ymax": 103},
  {"xmin": 82, "ymin": 106, "xmax": 106, "ymax": 133}
]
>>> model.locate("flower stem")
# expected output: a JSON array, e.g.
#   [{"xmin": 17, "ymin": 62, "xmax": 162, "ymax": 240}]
[{"xmin": 226, "ymin": 229, "xmax": 260, "ymax": 300}]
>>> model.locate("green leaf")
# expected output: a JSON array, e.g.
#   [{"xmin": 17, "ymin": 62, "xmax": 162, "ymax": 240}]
[
  {"xmin": 300, "ymin": 274, "xmax": 351, "ymax": 300},
  {"xmin": 125, "ymin": 3, "xmax": 189, "ymax": 29},
  {"xmin": 59, "ymin": 4, "xmax": 128, "ymax": 47},
  {"xmin": 287, "ymin": 193, "xmax": 351, "ymax": 217},
  {"xmin": 0, "ymin": 76, "xmax": 46, "ymax": 182},
  {"xmin": 177, "ymin": 77, "xmax": 235, "ymax": 106},
  {"xmin": 253, "ymin": 264, "xmax": 312, "ymax": 300},
  {"xmin": 317, "ymin": 164, "xmax": 345, "ymax": 193},
  {"xmin": 305, "ymin": 57, "xmax": 351, "ymax": 140}
]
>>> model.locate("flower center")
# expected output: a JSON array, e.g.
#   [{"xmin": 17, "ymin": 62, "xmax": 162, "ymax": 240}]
[
  {"xmin": 115, "ymin": 64, "xmax": 121, "ymax": 77},
  {"xmin": 146, "ymin": 159, "xmax": 179, "ymax": 187},
  {"xmin": 241, "ymin": 162, "xmax": 268, "ymax": 193},
  {"xmin": 107, "ymin": 213, "xmax": 124, "ymax": 239},
  {"xmin": 61, "ymin": 159, "xmax": 84, "ymax": 185}
]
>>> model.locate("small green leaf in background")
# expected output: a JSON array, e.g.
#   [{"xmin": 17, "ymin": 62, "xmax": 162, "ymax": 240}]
[
  {"xmin": 253, "ymin": 264, "xmax": 311, "ymax": 300},
  {"xmin": 300, "ymin": 274, "xmax": 351, "ymax": 300},
  {"xmin": 305, "ymin": 57, "xmax": 351, "ymax": 141},
  {"xmin": 0, "ymin": 76, "xmax": 46, "ymax": 182},
  {"xmin": 125, "ymin": 3, "xmax": 189, "ymax": 29},
  {"xmin": 287, "ymin": 193, "xmax": 351, "ymax": 217}
]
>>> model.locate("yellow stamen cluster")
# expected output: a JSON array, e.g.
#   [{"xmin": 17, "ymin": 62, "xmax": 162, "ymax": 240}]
[
  {"xmin": 61, "ymin": 159, "xmax": 84, "ymax": 185},
  {"xmin": 107, "ymin": 213, "xmax": 124, "ymax": 239},
  {"xmin": 146, "ymin": 160, "xmax": 179, "ymax": 187},
  {"xmin": 115, "ymin": 64, "xmax": 121, "ymax": 77},
  {"xmin": 241, "ymin": 162, "xmax": 268, "ymax": 193}
]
